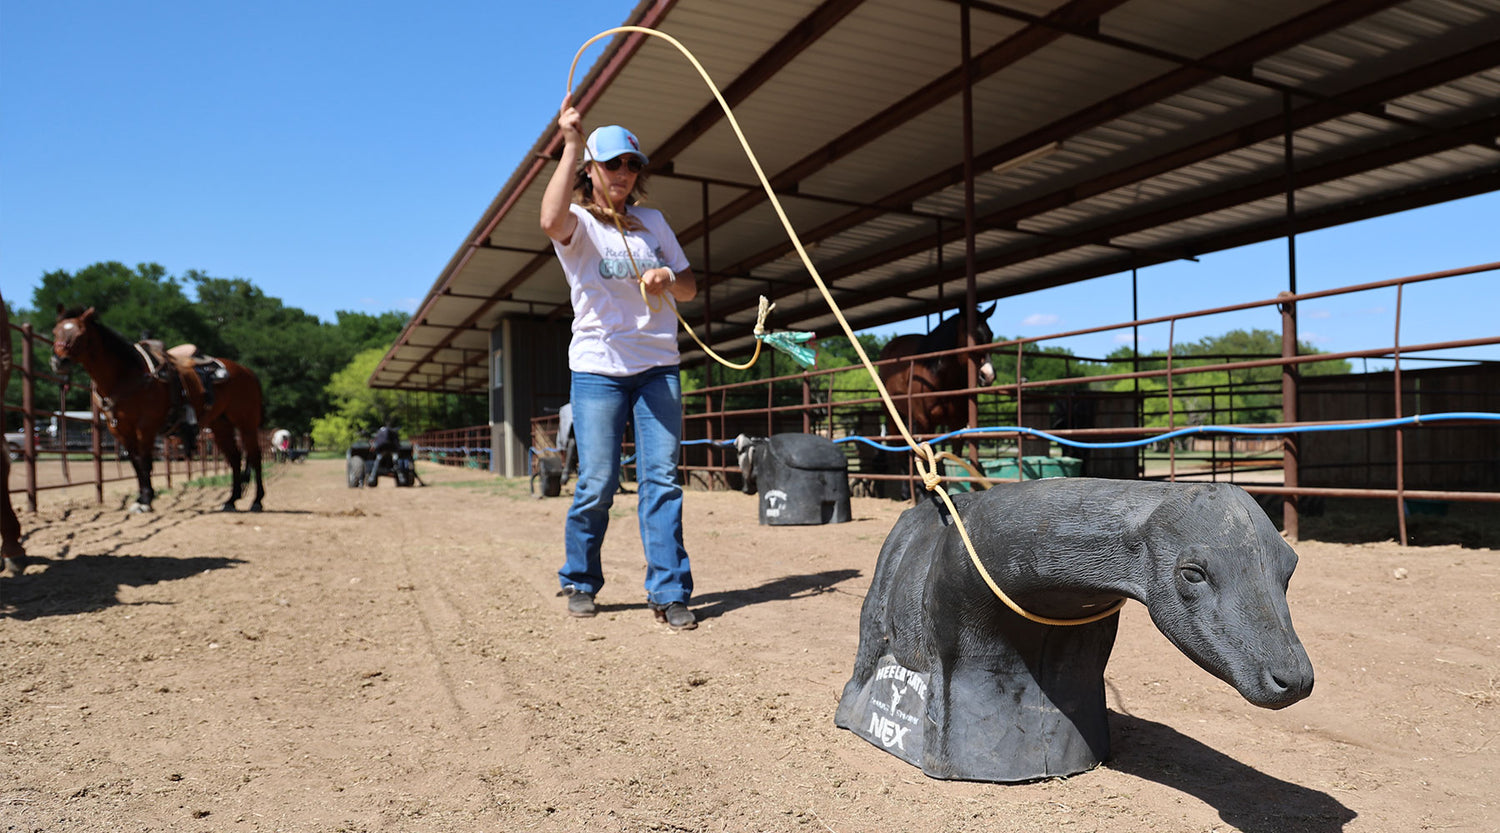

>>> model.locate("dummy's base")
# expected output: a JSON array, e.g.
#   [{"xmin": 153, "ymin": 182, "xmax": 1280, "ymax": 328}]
[{"xmin": 834, "ymin": 635, "xmax": 1115, "ymax": 783}]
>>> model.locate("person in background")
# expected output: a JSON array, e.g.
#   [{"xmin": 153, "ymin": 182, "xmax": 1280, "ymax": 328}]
[
  {"xmin": 271, "ymin": 427, "xmax": 291, "ymax": 463},
  {"xmin": 538, "ymin": 97, "xmax": 699, "ymax": 631},
  {"xmin": 367, "ymin": 421, "xmax": 399, "ymax": 487}
]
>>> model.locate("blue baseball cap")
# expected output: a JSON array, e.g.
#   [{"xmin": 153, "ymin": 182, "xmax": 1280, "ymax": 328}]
[{"xmin": 585, "ymin": 125, "xmax": 648, "ymax": 165}]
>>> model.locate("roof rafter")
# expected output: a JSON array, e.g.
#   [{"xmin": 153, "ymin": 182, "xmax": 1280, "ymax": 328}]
[
  {"xmin": 691, "ymin": 0, "xmax": 1418, "ymax": 327},
  {"xmin": 672, "ymin": 0, "xmax": 1134, "ymax": 246},
  {"xmin": 696, "ymin": 109, "xmax": 1500, "ymax": 349}
]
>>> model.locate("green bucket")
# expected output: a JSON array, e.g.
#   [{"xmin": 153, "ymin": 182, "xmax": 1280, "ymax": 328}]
[
  {"xmin": 947, "ymin": 455, "xmax": 1080, "ymax": 492},
  {"xmin": 1022, "ymin": 455, "xmax": 1082, "ymax": 480},
  {"xmin": 984, "ymin": 457, "xmax": 1020, "ymax": 480},
  {"xmin": 945, "ymin": 457, "xmax": 1017, "ymax": 493}
]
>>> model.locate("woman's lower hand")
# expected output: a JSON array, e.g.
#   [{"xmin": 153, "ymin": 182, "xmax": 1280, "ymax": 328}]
[{"xmin": 640, "ymin": 267, "xmax": 676, "ymax": 296}]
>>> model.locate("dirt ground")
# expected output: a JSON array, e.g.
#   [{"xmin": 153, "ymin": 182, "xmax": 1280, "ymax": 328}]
[{"xmin": 2, "ymin": 459, "xmax": 1496, "ymax": 832}]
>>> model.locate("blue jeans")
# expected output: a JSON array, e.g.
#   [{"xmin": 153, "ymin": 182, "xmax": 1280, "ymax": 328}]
[{"xmin": 561, "ymin": 365, "xmax": 692, "ymax": 606}]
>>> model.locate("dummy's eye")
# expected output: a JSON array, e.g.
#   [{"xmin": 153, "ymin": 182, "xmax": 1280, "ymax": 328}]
[{"xmin": 1179, "ymin": 565, "xmax": 1207, "ymax": 584}]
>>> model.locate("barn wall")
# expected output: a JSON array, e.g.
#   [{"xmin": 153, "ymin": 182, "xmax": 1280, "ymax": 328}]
[
  {"xmin": 1020, "ymin": 391, "xmax": 1139, "ymax": 479},
  {"xmin": 491, "ymin": 317, "xmax": 573, "ymax": 477},
  {"xmin": 1300, "ymin": 366, "xmax": 1500, "ymax": 491}
]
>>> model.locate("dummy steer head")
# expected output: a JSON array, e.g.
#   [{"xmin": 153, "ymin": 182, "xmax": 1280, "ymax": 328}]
[
  {"xmin": 734, "ymin": 434, "xmax": 765, "ymax": 495},
  {"xmin": 1134, "ymin": 483, "xmax": 1313, "ymax": 708},
  {"xmin": 835, "ymin": 478, "xmax": 1314, "ymax": 782}
]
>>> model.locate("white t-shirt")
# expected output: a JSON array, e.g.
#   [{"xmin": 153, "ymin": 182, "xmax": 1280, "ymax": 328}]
[{"xmin": 553, "ymin": 202, "xmax": 691, "ymax": 376}]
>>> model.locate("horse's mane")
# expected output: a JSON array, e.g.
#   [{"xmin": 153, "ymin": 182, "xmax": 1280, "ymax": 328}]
[
  {"xmin": 918, "ymin": 314, "xmax": 960, "ymax": 353},
  {"xmin": 60, "ymin": 308, "xmax": 144, "ymax": 369},
  {"xmin": 918, "ymin": 308, "xmax": 993, "ymax": 354}
]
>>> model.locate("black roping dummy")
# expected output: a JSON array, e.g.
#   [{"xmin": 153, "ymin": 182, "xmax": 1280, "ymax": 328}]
[{"xmin": 834, "ymin": 478, "xmax": 1313, "ymax": 783}]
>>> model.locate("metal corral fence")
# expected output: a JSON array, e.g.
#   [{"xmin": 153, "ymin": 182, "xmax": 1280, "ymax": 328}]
[
  {"xmin": 527, "ymin": 261, "xmax": 1500, "ymax": 545},
  {"xmin": 4, "ymin": 320, "xmax": 234, "ymax": 510},
  {"xmin": 409, "ymin": 425, "xmax": 493, "ymax": 471}
]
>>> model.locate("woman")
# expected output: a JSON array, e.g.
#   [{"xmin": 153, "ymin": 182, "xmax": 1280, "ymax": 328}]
[{"xmin": 539, "ymin": 98, "xmax": 699, "ymax": 630}]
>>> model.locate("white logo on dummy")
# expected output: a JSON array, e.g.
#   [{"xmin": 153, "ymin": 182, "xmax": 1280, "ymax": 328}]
[{"xmin": 764, "ymin": 489, "xmax": 788, "ymax": 518}]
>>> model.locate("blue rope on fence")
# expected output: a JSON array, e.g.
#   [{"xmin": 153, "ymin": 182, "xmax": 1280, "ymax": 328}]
[{"xmin": 679, "ymin": 412, "xmax": 1500, "ymax": 454}]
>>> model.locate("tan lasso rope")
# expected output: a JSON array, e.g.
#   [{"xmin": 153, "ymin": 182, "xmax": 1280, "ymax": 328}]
[{"xmin": 567, "ymin": 27, "xmax": 1124, "ymax": 626}]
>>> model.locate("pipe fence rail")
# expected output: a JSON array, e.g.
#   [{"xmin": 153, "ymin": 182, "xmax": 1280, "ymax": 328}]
[
  {"xmin": 530, "ymin": 260, "xmax": 1500, "ymax": 545},
  {"xmin": 409, "ymin": 425, "xmax": 493, "ymax": 470}
]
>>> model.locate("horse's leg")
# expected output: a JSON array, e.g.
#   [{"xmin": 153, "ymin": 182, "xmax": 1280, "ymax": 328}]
[
  {"xmin": 245, "ymin": 422, "xmax": 264, "ymax": 513},
  {"xmin": 0, "ymin": 448, "xmax": 26, "ymax": 572},
  {"xmin": 210, "ymin": 417, "xmax": 244, "ymax": 512},
  {"xmin": 129, "ymin": 443, "xmax": 155, "ymax": 513}
]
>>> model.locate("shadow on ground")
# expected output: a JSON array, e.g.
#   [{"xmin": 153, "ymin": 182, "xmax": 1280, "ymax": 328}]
[
  {"xmin": 690, "ymin": 568, "xmax": 863, "ymax": 621},
  {"xmin": 581, "ymin": 569, "xmax": 864, "ymax": 619},
  {"xmin": 0, "ymin": 552, "xmax": 245, "ymax": 620},
  {"xmin": 1282, "ymin": 497, "xmax": 1500, "ymax": 549},
  {"xmin": 1108, "ymin": 711, "xmax": 1356, "ymax": 833}
]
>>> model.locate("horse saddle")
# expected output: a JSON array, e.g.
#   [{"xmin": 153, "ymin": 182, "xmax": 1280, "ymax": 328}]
[
  {"xmin": 137, "ymin": 340, "xmax": 229, "ymax": 425},
  {"xmin": 136, "ymin": 341, "xmax": 227, "ymax": 383},
  {"xmin": 165, "ymin": 344, "xmax": 230, "ymax": 382}
]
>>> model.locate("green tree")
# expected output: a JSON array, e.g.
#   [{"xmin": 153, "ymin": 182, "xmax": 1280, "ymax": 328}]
[
  {"xmin": 311, "ymin": 348, "xmax": 404, "ymax": 451},
  {"xmin": 331, "ymin": 310, "xmax": 410, "ymax": 353},
  {"xmin": 817, "ymin": 332, "xmax": 889, "ymax": 368},
  {"xmin": 989, "ymin": 342, "xmax": 1107, "ymax": 388},
  {"xmin": 310, "ymin": 347, "xmax": 485, "ymax": 451},
  {"xmin": 27, "ymin": 262, "xmax": 208, "ymax": 346},
  {"xmin": 13, "ymin": 262, "xmax": 207, "ymax": 415},
  {"xmin": 1105, "ymin": 328, "xmax": 1351, "ymax": 427},
  {"xmin": 190, "ymin": 274, "xmax": 363, "ymax": 434},
  {"xmin": 9, "ymin": 262, "xmax": 440, "ymax": 437}
]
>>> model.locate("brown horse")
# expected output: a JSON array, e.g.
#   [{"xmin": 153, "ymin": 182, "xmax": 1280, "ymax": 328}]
[
  {"xmin": 50, "ymin": 306, "xmax": 266, "ymax": 513},
  {"xmin": 877, "ymin": 304, "xmax": 997, "ymax": 438},
  {"xmin": 868, "ymin": 305, "xmax": 997, "ymax": 499},
  {"xmin": 1, "ymin": 289, "xmax": 27, "ymax": 572}
]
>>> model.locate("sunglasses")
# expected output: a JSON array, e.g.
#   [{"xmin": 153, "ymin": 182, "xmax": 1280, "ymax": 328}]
[{"xmin": 601, "ymin": 157, "xmax": 644, "ymax": 173}]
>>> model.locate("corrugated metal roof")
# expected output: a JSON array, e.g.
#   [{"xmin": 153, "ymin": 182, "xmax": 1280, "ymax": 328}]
[{"xmin": 373, "ymin": 0, "xmax": 1500, "ymax": 391}]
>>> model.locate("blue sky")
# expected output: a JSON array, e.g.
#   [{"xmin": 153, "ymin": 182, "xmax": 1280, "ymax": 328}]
[{"xmin": 3, "ymin": 1, "xmax": 1496, "ymax": 370}]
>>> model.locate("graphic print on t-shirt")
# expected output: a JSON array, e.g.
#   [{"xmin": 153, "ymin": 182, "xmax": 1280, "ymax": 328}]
[{"xmin": 597, "ymin": 240, "xmax": 666, "ymax": 281}]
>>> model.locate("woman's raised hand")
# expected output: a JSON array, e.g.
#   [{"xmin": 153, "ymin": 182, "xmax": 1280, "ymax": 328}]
[{"xmin": 558, "ymin": 97, "xmax": 583, "ymax": 145}]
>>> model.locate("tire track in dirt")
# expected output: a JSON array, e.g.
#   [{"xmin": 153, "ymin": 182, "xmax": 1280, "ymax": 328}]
[
  {"xmin": 376, "ymin": 480, "xmax": 610, "ymax": 820},
  {"xmin": 382, "ymin": 488, "xmax": 546, "ymax": 788}
]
